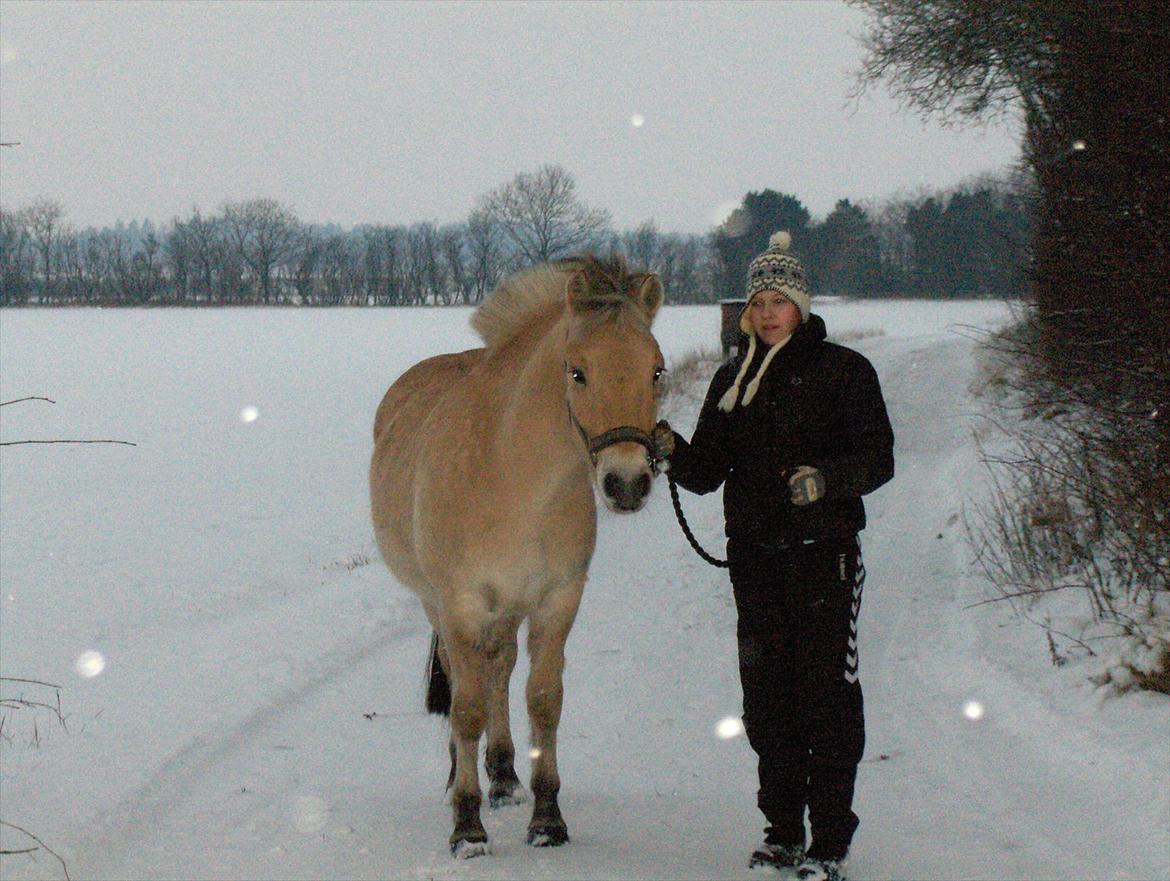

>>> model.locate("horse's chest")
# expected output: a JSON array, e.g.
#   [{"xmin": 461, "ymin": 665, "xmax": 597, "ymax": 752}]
[{"xmin": 448, "ymin": 492, "xmax": 593, "ymax": 590}]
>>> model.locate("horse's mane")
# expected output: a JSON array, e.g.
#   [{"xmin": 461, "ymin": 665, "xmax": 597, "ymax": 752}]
[{"xmin": 472, "ymin": 254, "xmax": 647, "ymax": 352}]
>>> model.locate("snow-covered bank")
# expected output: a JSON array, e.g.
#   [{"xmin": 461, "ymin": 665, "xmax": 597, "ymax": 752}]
[{"xmin": 1, "ymin": 303, "xmax": 1166, "ymax": 880}]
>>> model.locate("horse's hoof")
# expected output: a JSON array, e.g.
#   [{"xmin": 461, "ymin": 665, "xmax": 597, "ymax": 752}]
[
  {"xmin": 489, "ymin": 782, "xmax": 529, "ymax": 808},
  {"xmin": 450, "ymin": 836, "xmax": 491, "ymax": 859},
  {"xmin": 526, "ymin": 824, "xmax": 569, "ymax": 847}
]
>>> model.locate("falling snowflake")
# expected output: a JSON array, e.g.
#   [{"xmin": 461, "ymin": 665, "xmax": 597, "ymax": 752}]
[
  {"xmin": 76, "ymin": 650, "xmax": 106, "ymax": 678},
  {"xmin": 715, "ymin": 716, "xmax": 745, "ymax": 740}
]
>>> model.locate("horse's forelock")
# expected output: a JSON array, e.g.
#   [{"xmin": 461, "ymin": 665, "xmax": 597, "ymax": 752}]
[{"xmin": 563, "ymin": 254, "xmax": 656, "ymax": 323}]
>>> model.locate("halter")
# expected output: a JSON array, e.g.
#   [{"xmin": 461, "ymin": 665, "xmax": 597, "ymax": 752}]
[
  {"xmin": 565, "ymin": 398, "xmax": 726, "ymax": 565},
  {"xmin": 566, "ymin": 400, "xmax": 663, "ymax": 473}
]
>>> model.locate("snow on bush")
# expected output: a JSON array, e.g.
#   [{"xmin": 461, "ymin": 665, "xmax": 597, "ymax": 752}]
[{"xmin": 968, "ymin": 322, "xmax": 1170, "ymax": 695}]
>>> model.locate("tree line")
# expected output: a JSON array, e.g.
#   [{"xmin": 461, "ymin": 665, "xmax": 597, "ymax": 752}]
[{"xmin": 0, "ymin": 163, "xmax": 1032, "ymax": 308}]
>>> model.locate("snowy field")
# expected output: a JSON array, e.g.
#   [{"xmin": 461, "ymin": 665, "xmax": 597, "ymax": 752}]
[{"xmin": 1, "ymin": 302, "xmax": 1167, "ymax": 881}]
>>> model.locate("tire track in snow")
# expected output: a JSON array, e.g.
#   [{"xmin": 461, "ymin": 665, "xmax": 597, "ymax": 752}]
[
  {"xmin": 71, "ymin": 578, "xmax": 428, "ymax": 880},
  {"xmin": 857, "ymin": 333, "xmax": 1160, "ymax": 880}
]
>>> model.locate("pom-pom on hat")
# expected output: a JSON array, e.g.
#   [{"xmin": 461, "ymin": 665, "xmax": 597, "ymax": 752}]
[{"xmin": 741, "ymin": 231, "xmax": 811, "ymax": 329}]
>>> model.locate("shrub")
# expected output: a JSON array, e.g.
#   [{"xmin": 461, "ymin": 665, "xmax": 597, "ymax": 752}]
[{"xmin": 968, "ymin": 317, "xmax": 1170, "ymax": 694}]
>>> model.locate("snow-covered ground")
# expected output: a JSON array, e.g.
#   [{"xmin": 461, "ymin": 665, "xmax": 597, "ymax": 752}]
[{"xmin": 1, "ymin": 302, "xmax": 1166, "ymax": 881}]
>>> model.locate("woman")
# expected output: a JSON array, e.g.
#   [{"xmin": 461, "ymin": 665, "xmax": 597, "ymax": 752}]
[{"xmin": 656, "ymin": 232, "xmax": 894, "ymax": 881}]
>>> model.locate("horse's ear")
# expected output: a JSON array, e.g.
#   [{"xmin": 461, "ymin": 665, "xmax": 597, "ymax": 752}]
[
  {"xmin": 565, "ymin": 269, "xmax": 592, "ymax": 314},
  {"xmin": 636, "ymin": 274, "xmax": 663, "ymax": 320}
]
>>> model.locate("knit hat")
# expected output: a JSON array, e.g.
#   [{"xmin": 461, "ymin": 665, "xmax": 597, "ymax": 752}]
[
  {"xmin": 742, "ymin": 231, "xmax": 810, "ymax": 327},
  {"xmin": 718, "ymin": 231, "xmax": 811, "ymax": 412}
]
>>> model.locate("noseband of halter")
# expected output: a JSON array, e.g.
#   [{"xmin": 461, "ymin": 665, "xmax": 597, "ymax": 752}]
[{"xmin": 566, "ymin": 401, "xmax": 663, "ymax": 473}]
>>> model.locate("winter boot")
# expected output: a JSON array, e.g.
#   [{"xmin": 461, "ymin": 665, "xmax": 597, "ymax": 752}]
[
  {"xmin": 749, "ymin": 842, "xmax": 805, "ymax": 870},
  {"xmin": 795, "ymin": 856, "xmax": 846, "ymax": 881}
]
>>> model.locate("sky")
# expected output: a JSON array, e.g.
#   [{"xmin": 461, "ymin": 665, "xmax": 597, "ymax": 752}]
[{"xmin": 0, "ymin": 0, "xmax": 1022, "ymax": 234}]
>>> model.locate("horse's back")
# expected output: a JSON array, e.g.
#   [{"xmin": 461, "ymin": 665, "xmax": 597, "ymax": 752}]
[
  {"xmin": 370, "ymin": 348, "xmax": 485, "ymax": 596},
  {"xmin": 373, "ymin": 348, "xmax": 483, "ymax": 444}
]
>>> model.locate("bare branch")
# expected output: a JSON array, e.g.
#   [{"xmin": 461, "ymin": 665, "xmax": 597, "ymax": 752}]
[
  {"xmin": 0, "ymin": 677, "xmax": 62, "ymax": 689},
  {"xmin": 0, "ymin": 397, "xmax": 56, "ymax": 408},
  {"xmin": 0, "ymin": 821, "xmax": 71, "ymax": 880},
  {"xmin": 0, "ymin": 439, "xmax": 136, "ymax": 447}
]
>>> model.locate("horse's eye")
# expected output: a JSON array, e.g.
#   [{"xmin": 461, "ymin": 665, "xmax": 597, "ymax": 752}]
[
  {"xmin": 570, "ymin": 367, "xmax": 586, "ymax": 385},
  {"xmin": 653, "ymin": 367, "xmax": 665, "ymax": 383}
]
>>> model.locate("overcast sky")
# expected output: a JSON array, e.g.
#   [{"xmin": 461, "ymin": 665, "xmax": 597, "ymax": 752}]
[{"xmin": 0, "ymin": 0, "xmax": 1021, "ymax": 234}]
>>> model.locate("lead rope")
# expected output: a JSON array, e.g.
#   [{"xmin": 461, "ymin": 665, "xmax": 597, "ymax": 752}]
[{"xmin": 665, "ymin": 471, "xmax": 729, "ymax": 568}]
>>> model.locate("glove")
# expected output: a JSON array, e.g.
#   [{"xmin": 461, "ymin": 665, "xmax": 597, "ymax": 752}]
[
  {"xmin": 788, "ymin": 465, "xmax": 825, "ymax": 506},
  {"xmin": 652, "ymin": 419, "xmax": 675, "ymax": 468}
]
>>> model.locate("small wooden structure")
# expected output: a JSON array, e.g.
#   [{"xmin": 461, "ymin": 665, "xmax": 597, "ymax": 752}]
[{"xmin": 719, "ymin": 298, "xmax": 747, "ymax": 357}]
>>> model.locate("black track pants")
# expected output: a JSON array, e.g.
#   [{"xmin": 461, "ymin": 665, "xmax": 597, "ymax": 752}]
[{"xmin": 727, "ymin": 535, "xmax": 866, "ymax": 861}]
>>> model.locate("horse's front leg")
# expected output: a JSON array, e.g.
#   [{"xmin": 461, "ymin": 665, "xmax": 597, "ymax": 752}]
[
  {"xmin": 445, "ymin": 625, "xmax": 490, "ymax": 857},
  {"xmin": 525, "ymin": 580, "xmax": 584, "ymax": 847},
  {"xmin": 486, "ymin": 623, "xmax": 527, "ymax": 808}
]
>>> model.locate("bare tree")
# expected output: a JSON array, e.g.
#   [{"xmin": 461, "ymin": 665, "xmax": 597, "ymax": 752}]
[
  {"xmin": 402, "ymin": 225, "xmax": 432, "ymax": 306},
  {"xmin": 222, "ymin": 199, "xmax": 302, "ymax": 304},
  {"xmin": 24, "ymin": 198, "xmax": 65, "ymax": 299},
  {"xmin": 465, "ymin": 208, "xmax": 505, "ymax": 304},
  {"xmin": 656, "ymin": 233, "xmax": 707, "ymax": 303},
  {"xmin": 100, "ymin": 227, "xmax": 136, "ymax": 303},
  {"xmin": 362, "ymin": 225, "xmax": 405, "ymax": 306},
  {"xmin": 621, "ymin": 220, "xmax": 659, "ymax": 271},
  {"xmin": 416, "ymin": 223, "xmax": 447, "ymax": 305},
  {"xmin": 184, "ymin": 210, "xmax": 231, "ymax": 302},
  {"xmin": 165, "ymin": 217, "xmax": 192, "ymax": 303},
  {"xmin": 476, "ymin": 165, "xmax": 611, "ymax": 265},
  {"xmin": 849, "ymin": 0, "xmax": 1056, "ymax": 127},
  {"xmin": 55, "ymin": 230, "xmax": 83, "ymax": 303},
  {"xmin": 439, "ymin": 225, "xmax": 474, "ymax": 304},
  {"xmin": 0, "ymin": 206, "xmax": 33, "ymax": 305},
  {"xmin": 318, "ymin": 232, "xmax": 363, "ymax": 305}
]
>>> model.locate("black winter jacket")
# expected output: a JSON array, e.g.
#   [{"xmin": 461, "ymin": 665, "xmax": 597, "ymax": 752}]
[{"xmin": 668, "ymin": 314, "xmax": 894, "ymax": 545}]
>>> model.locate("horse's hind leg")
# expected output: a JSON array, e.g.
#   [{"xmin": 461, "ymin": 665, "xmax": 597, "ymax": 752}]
[
  {"xmin": 486, "ymin": 623, "xmax": 527, "ymax": 807},
  {"xmin": 524, "ymin": 582, "xmax": 584, "ymax": 846}
]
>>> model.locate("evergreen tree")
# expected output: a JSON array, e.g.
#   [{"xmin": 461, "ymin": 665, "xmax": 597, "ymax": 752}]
[
  {"xmin": 711, "ymin": 190, "xmax": 810, "ymax": 297},
  {"xmin": 810, "ymin": 199, "xmax": 882, "ymax": 297}
]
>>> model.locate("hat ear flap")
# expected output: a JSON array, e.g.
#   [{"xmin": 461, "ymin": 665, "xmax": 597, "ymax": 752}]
[{"xmin": 739, "ymin": 299, "xmax": 754, "ymax": 336}]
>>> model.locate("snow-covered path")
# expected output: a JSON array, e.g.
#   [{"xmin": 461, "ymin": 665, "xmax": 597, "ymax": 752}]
[{"xmin": 1, "ymin": 306, "xmax": 1166, "ymax": 881}]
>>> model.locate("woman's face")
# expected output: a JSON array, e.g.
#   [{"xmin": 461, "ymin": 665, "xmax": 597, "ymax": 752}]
[{"xmin": 748, "ymin": 291, "xmax": 802, "ymax": 346}]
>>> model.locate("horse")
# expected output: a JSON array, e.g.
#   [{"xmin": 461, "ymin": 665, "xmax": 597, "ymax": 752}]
[{"xmin": 369, "ymin": 254, "xmax": 665, "ymax": 857}]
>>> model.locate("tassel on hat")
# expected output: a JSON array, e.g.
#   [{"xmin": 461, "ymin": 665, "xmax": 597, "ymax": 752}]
[
  {"xmin": 717, "ymin": 333, "xmax": 792, "ymax": 412},
  {"xmin": 718, "ymin": 231, "xmax": 810, "ymax": 412},
  {"xmin": 718, "ymin": 333, "xmax": 756, "ymax": 412}
]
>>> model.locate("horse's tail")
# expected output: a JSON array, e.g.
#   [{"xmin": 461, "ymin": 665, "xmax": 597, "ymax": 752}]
[{"xmin": 425, "ymin": 632, "xmax": 451, "ymax": 716}]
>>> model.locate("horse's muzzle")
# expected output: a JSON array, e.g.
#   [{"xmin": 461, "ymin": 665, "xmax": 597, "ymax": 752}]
[
  {"xmin": 567, "ymin": 409, "xmax": 662, "ymax": 511},
  {"xmin": 601, "ymin": 468, "xmax": 652, "ymax": 512}
]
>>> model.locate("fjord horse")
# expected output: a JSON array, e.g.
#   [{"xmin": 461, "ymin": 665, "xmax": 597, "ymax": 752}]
[{"xmin": 369, "ymin": 255, "xmax": 665, "ymax": 856}]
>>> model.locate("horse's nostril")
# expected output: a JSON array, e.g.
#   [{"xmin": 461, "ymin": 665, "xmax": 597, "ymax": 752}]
[
  {"xmin": 602, "ymin": 471, "xmax": 652, "ymax": 510},
  {"xmin": 603, "ymin": 473, "xmax": 623, "ymax": 498},
  {"xmin": 633, "ymin": 473, "xmax": 651, "ymax": 499}
]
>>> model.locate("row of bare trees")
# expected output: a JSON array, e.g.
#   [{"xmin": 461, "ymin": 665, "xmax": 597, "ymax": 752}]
[
  {"xmin": 2, "ymin": 163, "xmax": 1033, "ymax": 307},
  {"xmin": 0, "ymin": 167, "xmax": 719, "ymax": 306}
]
